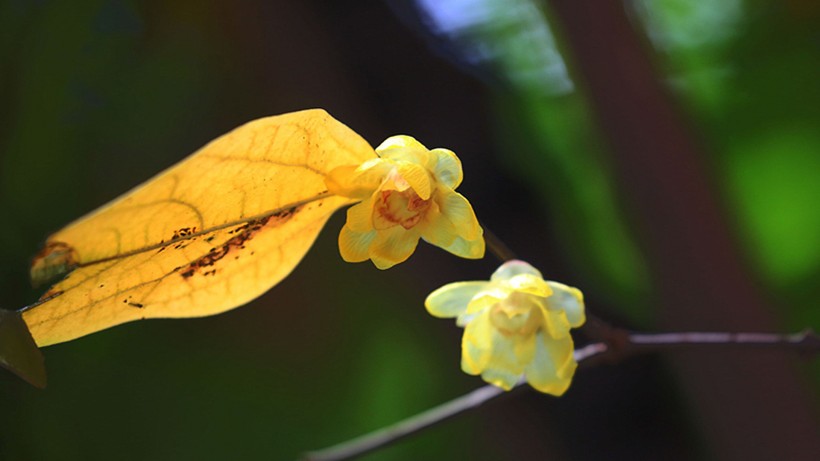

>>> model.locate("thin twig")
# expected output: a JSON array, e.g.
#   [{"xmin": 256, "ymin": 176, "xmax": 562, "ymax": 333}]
[
  {"xmin": 300, "ymin": 384, "xmax": 507, "ymax": 461},
  {"xmin": 300, "ymin": 330, "xmax": 817, "ymax": 461},
  {"xmin": 300, "ymin": 343, "xmax": 608, "ymax": 461},
  {"xmin": 626, "ymin": 329, "xmax": 820, "ymax": 354}
]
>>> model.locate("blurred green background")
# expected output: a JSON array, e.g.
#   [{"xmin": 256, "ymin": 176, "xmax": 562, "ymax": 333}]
[{"xmin": 1, "ymin": 0, "xmax": 818, "ymax": 460}]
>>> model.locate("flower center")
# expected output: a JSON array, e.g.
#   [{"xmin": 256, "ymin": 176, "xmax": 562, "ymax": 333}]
[
  {"xmin": 490, "ymin": 293, "xmax": 544, "ymax": 337},
  {"xmin": 373, "ymin": 189, "xmax": 431, "ymax": 230}
]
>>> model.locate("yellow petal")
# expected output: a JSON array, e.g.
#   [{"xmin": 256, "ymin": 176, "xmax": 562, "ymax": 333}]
[
  {"xmin": 345, "ymin": 196, "xmax": 375, "ymax": 233},
  {"xmin": 425, "ymin": 281, "xmax": 488, "ymax": 318},
  {"xmin": 435, "ymin": 189, "xmax": 482, "ymax": 240},
  {"xmin": 545, "ymin": 281, "xmax": 586, "ymax": 328},
  {"xmin": 325, "ymin": 159, "xmax": 389, "ymax": 199},
  {"xmin": 339, "ymin": 226, "xmax": 376, "ymax": 263},
  {"xmin": 419, "ymin": 201, "xmax": 457, "ymax": 246},
  {"xmin": 429, "ymin": 148, "xmax": 463, "ymax": 189},
  {"xmin": 368, "ymin": 226, "xmax": 421, "ymax": 269},
  {"xmin": 420, "ymin": 196, "xmax": 485, "ymax": 260},
  {"xmin": 491, "ymin": 260, "xmax": 543, "ymax": 283},
  {"xmin": 375, "ymin": 135, "xmax": 428, "ymax": 154},
  {"xmin": 455, "ymin": 312, "xmax": 476, "ymax": 327},
  {"xmin": 430, "ymin": 234, "xmax": 485, "ymax": 260},
  {"xmin": 540, "ymin": 307, "xmax": 572, "ymax": 339},
  {"xmin": 524, "ymin": 331, "xmax": 577, "ymax": 396},
  {"xmin": 481, "ymin": 369, "xmax": 520, "ymax": 391},
  {"xmin": 461, "ymin": 310, "xmax": 494, "ymax": 374},
  {"xmin": 377, "ymin": 135, "xmax": 431, "ymax": 167},
  {"xmin": 466, "ymin": 289, "xmax": 508, "ymax": 314},
  {"xmin": 495, "ymin": 291, "xmax": 539, "ymax": 318},
  {"xmin": 513, "ymin": 331, "xmax": 537, "ymax": 365},
  {"xmin": 505, "ymin": 274, "xmax": 552, "ymax": 297},
  {"xmin": 396, "ymin": 162, "xmax": 432, "ymax": 199}
]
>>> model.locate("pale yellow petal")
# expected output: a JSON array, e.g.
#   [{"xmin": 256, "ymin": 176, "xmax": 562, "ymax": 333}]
[
  {"xmin": 325, "ymin": 160, "xmax": 389, "ymax": 199},
  {"xmin": 461, "ymin": 309, "xmax": 494, "ymax": 374},
  {"xmin": 338, "ymin": 226, "xmax": 376, "ymax": 263},
  {"xmin": 513, "ymin": 332, "xmax": 537, "ymax": 365},
  {"xmin": 491, "ymin": 260, "xmax": 544, "ymax": 283},
  {"xmin": 419, "ymin": 200, "xmax": 457, "ymax": 247},
  {"xmin": 505, "ymin": 274, "xmax": 552, "ymax": 297},
  {"xmin": 496, "ymin": 291, "xmax": 541, "ymax": 318},
  {"xmin": 429, "ymin": 147, "xmax": 463, "ymax": 189},
  {"xmin": 368, "ymin": 226, "xmax": 421, "ymax": 269},
  {"xmin": 377, "ymin": 135, "xmax": 430, "ymax": 167},
  {"xmin": 425, "ymin": 281, "xmax": 488, "ymax": 318},
  {"xmin": 455, "ymin": 312, "xmax": 476, "ymax": 327},
  {"xmin": 345, "ymin": 196, "xmax": 375, "ymax": 233},
  {"xmin": 465, "ymin": 289, "xmax": 508, "ymax": 314},
  {"xmin": 444, "ymin": 235, "xmax": 485, "ymax": 260},
  {"xmin": 420, "ymin": 198, "xmax": 485, "ymax": 260},
  {"xmin": 435, "ymin": 189, "xmax": 482, "ymax": 240},
  {"xmin": 480, "ymin": 332, "xmax": 527, "ymax": 390},
  {"xmin": 481, "ymin": 369, "xmax": 520, "ymax": 391},
  {"xmin": 375, "ymin": 135, "xmax": 428, "ymax": 154},
  {"xmin": 545, "ymin": 281, "xmax": 586, "ymax": 328},
  {"xmin": 524, "ymin": 331, "xmax": 577, "ymax": 396},
  {"xmin": 540, "ymin": 307, "xmax": 572, "ymax": 340}
]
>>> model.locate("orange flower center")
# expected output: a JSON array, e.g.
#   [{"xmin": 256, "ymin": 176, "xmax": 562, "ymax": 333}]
[{"xmin": 373, "ymin": 189, "xmax": 431, "ymax": 230}]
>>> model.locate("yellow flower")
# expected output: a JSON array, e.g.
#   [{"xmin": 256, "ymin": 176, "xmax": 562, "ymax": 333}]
[
  {"xmin": 325, "ymin": 135, "xmax": 485, "ymax": 269},
  {"xmin": 425, "ymin": 260, "xmax": 585, "ymax": 395}
]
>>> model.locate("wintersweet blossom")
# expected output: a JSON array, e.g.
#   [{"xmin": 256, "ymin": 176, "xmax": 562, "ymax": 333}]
[
  {"xmin": 325, "ymin": 135, "xmax": 485, "ymax": 269},
  {"xmin": 425, "ymin": 260, "xmax": 585, "ymax": 395}
]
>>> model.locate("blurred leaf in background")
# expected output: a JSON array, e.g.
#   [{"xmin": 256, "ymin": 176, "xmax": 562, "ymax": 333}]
[
  {"xmin": 402, "ymin": 0, "xmax": 820, "ymax": 335},
  {"xmin": 393, "ymin": 0, "xmax": 820, "ymax": 458},
  {"xmin": 400, "ymin": 0, "xmax": 654, "ymax": 323},
  {"xmin": 631, "ymin": 0, "xmax": 820, "ymax": 333}
]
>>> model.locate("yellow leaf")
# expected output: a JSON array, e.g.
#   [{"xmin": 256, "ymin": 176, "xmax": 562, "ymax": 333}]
[{"xmin": 22, "ymin": 109, "xmax": 377, "ymax": 347}]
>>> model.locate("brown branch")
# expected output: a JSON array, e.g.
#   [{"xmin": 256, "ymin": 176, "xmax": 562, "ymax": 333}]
[
  {"xmin": 628, "ymin": 329, "xmax": 820, "ymax": 352},
  {"xmin": 299, "ymin": 331, "xmax": 817, "ymax": 461},
  {"xmin": 299, "ymin": 382, "xmax": 507, "ymax": 461}
]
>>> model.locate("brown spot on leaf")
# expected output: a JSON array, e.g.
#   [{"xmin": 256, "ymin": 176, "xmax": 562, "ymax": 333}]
[
  {"xmin": 31, "ymin": 241, "xmax": 79, "ymax": 288},
  {"xmin": 179, "ymin": 206, "xmax": 299, "ymax": 279},
  {"xmin": 171, "ymin": 226, "xmax": 197, "ymax": 240}
]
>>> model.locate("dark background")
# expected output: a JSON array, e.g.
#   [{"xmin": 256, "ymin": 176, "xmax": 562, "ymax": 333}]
[{"xmin": 1, "ymin": 0, "xmax": 818, "ymax": 460}]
